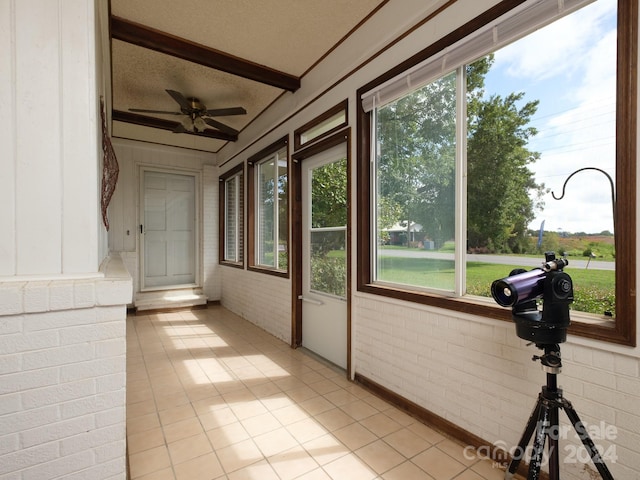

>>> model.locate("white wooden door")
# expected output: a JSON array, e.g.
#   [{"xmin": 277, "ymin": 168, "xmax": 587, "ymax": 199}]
[
  {"xmin": 141, "ymin": 170, "xmax": 196, "ymax": 289},
  {"xmin": 301, "ymin": 143, "xmax": 348, "ymax": 369}
]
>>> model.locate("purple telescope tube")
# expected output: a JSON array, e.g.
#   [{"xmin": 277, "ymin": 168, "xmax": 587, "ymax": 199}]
[{"xmin": 491, "ymin": 268, "xmax": 546, "ymax": 307}]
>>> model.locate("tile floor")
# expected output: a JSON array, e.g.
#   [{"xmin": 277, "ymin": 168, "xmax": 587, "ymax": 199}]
[{"xmin": 126, "ymin": 306, "xmax": 507, "ymax": 480}]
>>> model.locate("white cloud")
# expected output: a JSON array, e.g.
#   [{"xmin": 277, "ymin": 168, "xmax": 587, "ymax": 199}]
[{"xmin": 492, "ymin": 0, "xmax": 618, "ymax": 233}]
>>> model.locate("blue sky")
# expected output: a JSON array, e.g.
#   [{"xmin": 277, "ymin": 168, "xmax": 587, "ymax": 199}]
[{"xmin": 482, "ymin": 0, "xmax": 617, "ymax": 234}]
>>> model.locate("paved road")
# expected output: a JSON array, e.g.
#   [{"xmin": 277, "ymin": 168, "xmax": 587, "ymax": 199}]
[{"xmin": 380, "ymin": 249, "xmax": 615, "ymax": 271}]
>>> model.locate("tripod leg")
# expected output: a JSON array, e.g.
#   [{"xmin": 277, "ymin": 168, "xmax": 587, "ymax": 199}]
[
  {"xmin": 563, "ymin": 402, "xmax": 615, "ymax": 480},
  {"xmin": 548, "ymin": 401, "xmax": 560, "ymax": 480},
  {"xmin": 505, "ymin": 396, "xmax": 543, "ymax": 480},
  {"xmin": 527, "ymin": 400, "xmax": 550, "ymax": 480}
]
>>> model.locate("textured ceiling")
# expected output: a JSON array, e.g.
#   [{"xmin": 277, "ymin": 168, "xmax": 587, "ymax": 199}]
[{"xmin": 110, "ymin": 0, "xmax": 387, "ymax": 153}]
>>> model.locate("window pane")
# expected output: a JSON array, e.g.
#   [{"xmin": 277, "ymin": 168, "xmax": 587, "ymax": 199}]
[
  {"xmin": 255, "ymin": 146, "xmax": 288, "ymax": 271},
  {"xmin": 310, "ymin": 229, "xmax": 346, "ymax": 298},
  {"xmin": 224, "ymin": 173, "xmax": 243, "ymax": 263},
  {"xmin": 277, "ymin": 154, "xmax": 288, "ymax": 270},
  {"xmin": 225, "ymin": 176, "xmax": 237, "ymax": 261},
  {"xmin": 375, "ymin": 72, "xmax": 457, "ymax": 291},
  {"xmin": 466, "ymin": 0, "xmax": 616, "ymax": 318},
  {"xmin": 300, "ymin": 111, "xmax": 346, "ymax": 146},
  {"xmin": 257, "ymin": 160, "xmax": 276, "ymax": 267},
  {"xmin": 311, "ymin": 158, "xmax": 347, "ymax": 228}
]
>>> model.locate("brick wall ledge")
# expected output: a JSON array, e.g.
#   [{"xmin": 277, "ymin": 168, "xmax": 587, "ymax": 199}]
[{"xmin": 0, "ymin": 254, "xmax": 133, "ymax": 316}]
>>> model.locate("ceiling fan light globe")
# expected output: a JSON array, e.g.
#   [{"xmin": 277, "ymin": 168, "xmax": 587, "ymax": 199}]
[
  {"xmin": 194, "ymin": 116, "xmax": 207, "ymax": 132},
  {"xmin": 181, "ymin": 116, "xmax": 193, "ymax": 131}
]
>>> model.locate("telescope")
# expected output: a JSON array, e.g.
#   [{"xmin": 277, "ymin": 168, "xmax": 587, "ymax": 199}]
[{"xmin": 491, "ymin": 252, "xmax": 573, "ymax": 345}]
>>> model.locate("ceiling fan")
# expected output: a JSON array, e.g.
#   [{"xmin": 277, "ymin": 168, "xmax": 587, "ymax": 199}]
[{"xmin": 129, "ymin": 89, "xmax": 246, "ymax": 136}]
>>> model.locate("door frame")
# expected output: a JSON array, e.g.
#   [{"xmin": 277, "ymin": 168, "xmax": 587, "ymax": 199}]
[
  {"xmin": 291, "ymin": 129, "xmax": 352, "ymax": 375},
  {"xmin": 138, "ymin": 165, "xmax": 202, "ymax": 292}
]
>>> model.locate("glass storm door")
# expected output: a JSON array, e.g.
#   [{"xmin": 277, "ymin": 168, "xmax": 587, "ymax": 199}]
[
  {"xmin": 141, "ymin": 170, "xmax": 196, "ymax": 289},
  {"xmin": 301, "ymin": 143, "xmax": 348, "ymax": 369}
]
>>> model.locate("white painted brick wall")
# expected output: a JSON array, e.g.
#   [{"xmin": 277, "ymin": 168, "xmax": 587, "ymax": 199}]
[
  {"xmin": 221, "ymin": 266, "xmax": 291, "ymax": 344},
  {"xmin": 353, "ymin": 294, "xmax": 640, "ymax": 480},
  {"xmin": 203, "ymin": 164, "xmax": 222, "ymax": 301},
  {"xmin": 0, "ymin": 256, "xmax": 131, "ymax": 479}
]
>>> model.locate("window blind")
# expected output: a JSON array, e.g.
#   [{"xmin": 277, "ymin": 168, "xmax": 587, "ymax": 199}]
[{"xmin": 361, "ymin": 0, "xmax": 595, "ymax": 112}]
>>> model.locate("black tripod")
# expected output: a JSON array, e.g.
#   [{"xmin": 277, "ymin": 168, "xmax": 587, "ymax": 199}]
[{"xmin": 505, "ymin": 344, "xmax": 614, "ymax": 480}]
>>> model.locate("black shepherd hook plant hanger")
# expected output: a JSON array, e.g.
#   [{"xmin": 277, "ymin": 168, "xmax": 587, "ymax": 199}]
[{"xmin": 551, "ymin": 167, "xmax": 616, "ymax": 233}]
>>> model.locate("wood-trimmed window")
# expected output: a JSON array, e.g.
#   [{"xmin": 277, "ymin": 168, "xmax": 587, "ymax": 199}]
[
  {"xmin": 247, "ymin": 136, "xmax": 290, "ymax": 277},
  {"xmin": 294, "ymin": 100, "xmax": 348, "ymax": 151},
  {"xmin": 219, "ymin": 164, "xmax": 245, "ymax": 268},
  {"xmin": 356, "ymin": 0, "xmax": 636, "ymax": 346}
]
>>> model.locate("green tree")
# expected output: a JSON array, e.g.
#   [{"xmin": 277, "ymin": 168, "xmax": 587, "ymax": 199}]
[
  {"xmin": 466, "ymin": 56, "xmax": 545, "ymax": 253},
  {"xmin": 377, "ymin": 71, "xmax": 457, "ymax": 248},
  {"xmin": 376, "ymin": 55, "xmax": 544, "ymax": 253}
]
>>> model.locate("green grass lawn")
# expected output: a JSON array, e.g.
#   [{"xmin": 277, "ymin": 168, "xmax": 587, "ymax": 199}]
[{"xmin": 377, "ymin": 256, "xmax": 615, "ymax": 316}]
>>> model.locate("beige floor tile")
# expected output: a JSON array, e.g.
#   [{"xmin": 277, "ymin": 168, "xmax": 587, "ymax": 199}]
[
  {"xmin": 286, "ymin": 385, "xmax": 319, "ymax": 403},
  {"xmin": 412, "ymin": 446, "xmax": 467, "ymax": 480},
  {"xmin": 135, "ymin": 467, "xmax": 176, "ymax": 480},
  {"xmin": 206, "ymin": 421, "xmax": 251, "ymax": 450},
  {"xmin": 308, "ymin": 379, "xmax": 341, "ymax": 395},
  {"xmin": 229, "ymin": 399, "xmax": 269, "ymax": 420},
  {"xmin": 127, "ymin": 412, "xmax": 161, "ymax": 435},
  {"xmin": 227, "ymin": 459, "xmax": 280, "ymax": 480},
  {"xmin": 381, "ymin": 460, "xmax": 436, "ymax": 480},
  {"xmin": 126, "ymin": 309, "xmax": 507, "ymax": 480},
  {"xmin": 261, "ymin": 392, "xmax": 297, "ymax": 411},
  {"xmin": 167, "ymin": 432, "xmax": 213, "ymax": 465},
  {"xmin": 453, "ymin": 469, "xmax": 486, "ymax": 480},
  {"xmin": 355, "ymin": 439, "xmax": 406, "ymax": 474},
  {"xmin": 163, "ymin": 416, "xmax": 204, "ymax": 443},
  {"xmin": 294, "ymin": 468, "xmax": 332, "ymax": 480},
  {"xmin": 437, "ymin": 438, "xmax": 478, "ymax": 467},
  {"xmin": 323, "ymin": 452, "xmax": 378, "ymax": 480},
  {"xmin": 217, "ymin": 438, "xmax": 264, "ymax": 473},
  {"xmin": 240, "ymin": 411, "xmax": 282, "ymax": 437},
  {"xmin": 285, "ymin": 417, "xmax": 329, "ymax": 444},
  {"xmin": 339, "ymin": 400, "xmax": 379, "ymax": 421},
  {"xmin": 127, "ymin": 398, "xmax": 158, "ymax": 419},
  {"xmin": 199, "ymin": 406, "xmax": 238, "ymax": 430},
  {"xmin": 407, "ymin": 421, "xmax": 446, "ymax": 445},
  {"xmin": 382, "ymin": 406, "xmax": 417, "ymax": 427},
  {"xmin": 253, "ymin": 427, "xmax": 299, "ymax": 457},
  {"xmin": 299, "ymin": 396, "xmax": 335, "ymax": 416},
  {"xmin": 270, "ymin": 404, "xmax": 309, "ymax": 426},
  {"xmin": 359, "ymin": 413, "xmax": 402, "ymax": 437},
  {"xmin": 383, "ymin": 427, "xmax": 431, "ymax": 458},
  {"xmin": 173, "ymin": 452, "xmax": 225, "ymax": 480},
  {"xmin": 128, "ymin": 427, "xmax": 165, "ymax": 455},
  {"xmin": 128, "ymin": 444, "xmax": 172, "ymax": 479},
  {"xmin": 314, "ymin": 407, "xmax": 355, "ymax": 432},
  {"xmin": 333, "ymin": 422, "xmax": 378, "ymax": 451},
  {"xmin": 303, "ymin": 434, "xmax": 350, "ymax": 466},
  {"xmin": 323, "ymin": 388, "xmax": 359, "ymax": 407},
  {"xmin": 471, "ymin": 459, "xmax": 508, "ymax": 479},
  {"xmin": 267, "ymin": 445, "xmax": 320, "ymax": 480},
  {"xmin": 159, "ymin": 403, "xmax": 196, "ymax": 426}
]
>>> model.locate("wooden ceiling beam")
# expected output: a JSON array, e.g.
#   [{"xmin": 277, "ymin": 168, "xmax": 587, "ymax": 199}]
[
  {"xmin": 111, "ymin": 16, "xmax": 300, "ymax": 92},
  {"xmin": 112, "ymin": 110, "xmax": 239, "ymax": 141}
]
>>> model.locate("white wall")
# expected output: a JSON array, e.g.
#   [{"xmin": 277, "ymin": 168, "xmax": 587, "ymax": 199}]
[
  {"xmin": 0, "ymin": 0, "xmax": 101, "ymax": 277},
  {"xmin": 0, "ymin": 1, "xmax": 131, "ymax": 478},
  {"xmin": 215, "ymin": 1, "xmax": 640, "ymax": 479}
]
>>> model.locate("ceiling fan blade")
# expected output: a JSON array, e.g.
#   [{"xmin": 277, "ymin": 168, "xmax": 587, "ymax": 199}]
[
  {"xmin": 204, "ymin": 117, "xmax": 239, "ymax": 136},
  {"xmin": 172, "ymin": 123, "xmax": 190, "ymax": 133},
  {"xmin": 205, "ymin": 107, "xmax": 247, "ymax": 117},
  {"xmin": 166, "ymin": 89, "xmax": 192, "ymax": 111},
  {"xmin": 129, "ymin": 108, "xmax": 182, "ymax": 115}
]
